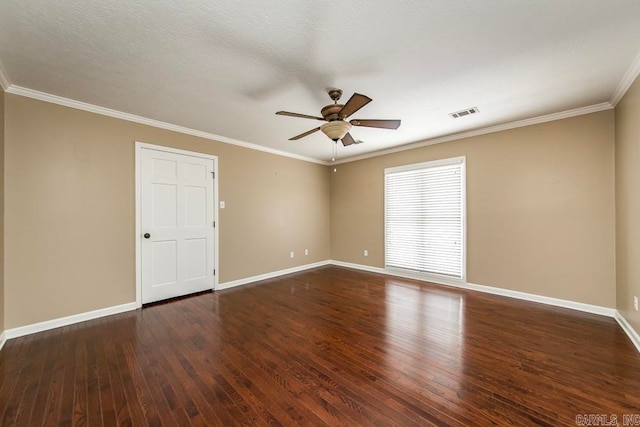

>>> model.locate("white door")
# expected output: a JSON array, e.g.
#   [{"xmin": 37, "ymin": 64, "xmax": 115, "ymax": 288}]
[{"xmin": 140, "ymin": 147, "xmax": 215, "ymax": 304}]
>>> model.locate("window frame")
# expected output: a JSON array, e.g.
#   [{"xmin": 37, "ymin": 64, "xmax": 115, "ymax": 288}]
[{"xmin": 384, "ymin": 156, "xmax": 467, "ymax": 283}]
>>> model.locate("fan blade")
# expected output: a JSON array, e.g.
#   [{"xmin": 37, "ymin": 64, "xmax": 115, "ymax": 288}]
[
  {"xmin": 289, "ymin": 127, "xmax": 321, "ymax": 141},
  {"xmin": 350, "ymin": 119, "xmax": 401, "ymax": 129},
  {"xmin": 276, "ymin": 111, "xmax": 325, "ymax": 121},
  {"xmin": 341, "ymin": 132, "xmax": 356, "ymax": 146},
  {"xmin": 338, "ymin": 93, "xmax": 372, "ymax": 119}
]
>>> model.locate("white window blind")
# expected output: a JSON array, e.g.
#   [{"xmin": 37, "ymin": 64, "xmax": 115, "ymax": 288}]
[{"xmin": 385, "ymin": 157, "xmax": 465, "ymax": 279}]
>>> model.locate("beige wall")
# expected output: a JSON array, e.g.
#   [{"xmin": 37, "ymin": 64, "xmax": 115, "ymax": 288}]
[
  {"xmin": 0, "ymin": 90, "xmax": 625, "ymax": 330},
  {"xmin": 331, "ymin": 111, "xmax": 616, "ymax": 307},
  {"xmin": 0, "ymin": 88, "xmax": 4, "ymax": 331},
  {"xmin": 616, "ymin": 75, "xmax": 640, "ymax": 332},
  {"xmin": 4, "ymin": 94, "xmax": 330, "ymax": 329}
]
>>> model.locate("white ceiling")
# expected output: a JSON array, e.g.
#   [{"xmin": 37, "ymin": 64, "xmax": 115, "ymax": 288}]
[{"xmin": 1, "ymin": 0, "xmax": 640, "ymax": 163}]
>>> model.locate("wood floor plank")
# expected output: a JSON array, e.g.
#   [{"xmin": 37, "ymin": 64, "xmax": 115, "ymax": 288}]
[
  {"xmin": 222, "ymin": 284, "xmax": 449, "ymax": 425},
  {"xmin": 10, "ymin": 331, "xmax": 54, "ymax": 426},
  {"xmin": 95, "ymin": 318, "xmax": 118, "ymax": 427},
  {"xmin": 1, "ymin": 266, "xmax": 639, "ymax": 426},
  {"xmin": 103, "ymin": 331, "xmax": 134, "ymax": 426},
  {"xmin": 148, "ymin": 303, "xmax": 248, "ymax": 426},
  {"xmin": 0, "ymin": 333, "xmax": 33, "ymax": 424},
  {"xmin": 25, "ymin": 327, "xmax": 64, "ymax": 426}
]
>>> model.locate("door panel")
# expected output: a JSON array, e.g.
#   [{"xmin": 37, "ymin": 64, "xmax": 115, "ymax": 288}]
[
  {"xmin": 151, "ymin": 240, "xmax": 178, "ymax": 286},
  {"xmin": 152, "ymin": 184, "xmax": 177, "ymax": 227},
  {"xmin": 141, "ymin": 148, "xmax": 215, "ymax": 303},
  {"xmin": 152, "ymin": 157, "xmax": 178, "ymax": 177},
  {"xmin": 185, "ymin": 186, "xmax": 206, "ymax": 227},
  {"xmin": 185, "ymin": 162, "xmax": 206, "ymax": 180},
  {"xmin": 185, "ymin": 238, "xmax": 207, "ymax": 280}
]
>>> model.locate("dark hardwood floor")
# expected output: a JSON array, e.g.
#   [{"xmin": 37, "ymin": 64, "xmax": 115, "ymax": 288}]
[{"xmin": 1, "ymin": 266, "xmax": 639, "ymax": 426}]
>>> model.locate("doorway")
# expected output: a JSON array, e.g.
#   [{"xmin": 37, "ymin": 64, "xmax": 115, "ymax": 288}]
[{"xmin": 135, "ymin": 142, "xmax": 218, "ymax": 304}]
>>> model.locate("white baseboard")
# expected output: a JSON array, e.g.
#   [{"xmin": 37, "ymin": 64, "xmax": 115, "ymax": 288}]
[
  {"xmin": 330, "ymin": 260, "xmax": 386, "ymax": 275},
  {"xmin": 334, "ymin": 260, "xmax": 639, "ymax": 353},
  {"xmin": 614, "ymin": 311, "xmax": 640, "ymax": 353},
  {"xmin": 461, "ymin": 281, "xmax": 615, "ymax": 317},
  {"xmin": 3, "ymin": 261, "xmax": 636, "ymax": 354},
  {"xmin": 4, "ymin": 302, "xmax": 139, "ymax": 340},
  {"xmin": 0, "ymin": 262, "xmax": 331, "ymax": 347},
  {"xmin": 330, "ymin": 260, "xmax": 616, "ymax": 317},
  {"xmin": 217, "ymin": 260, "xmax": 331, "ymax": 290},
  {"xmin": 330, "ymin": 260, "xmax": 469, "ymax": 288}
]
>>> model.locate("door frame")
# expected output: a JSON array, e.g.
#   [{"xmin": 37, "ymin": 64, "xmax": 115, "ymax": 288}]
[{"xmin": 134, "ymin": 141, "xmax": 219, "ymax": 307}]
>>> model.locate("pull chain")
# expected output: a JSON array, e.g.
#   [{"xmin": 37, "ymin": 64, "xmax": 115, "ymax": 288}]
[{"xmin": 332, "ymin": 141, "xmax": 338, "ymax": 172}]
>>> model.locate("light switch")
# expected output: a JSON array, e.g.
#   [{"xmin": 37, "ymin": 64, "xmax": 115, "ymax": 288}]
[{"xmin": 220, "ymin": 201, "xmax": 225, "ymax": 209}]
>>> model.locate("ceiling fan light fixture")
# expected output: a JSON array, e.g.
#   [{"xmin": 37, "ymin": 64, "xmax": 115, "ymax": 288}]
[
  {"xmin": 277, "ymin": 89, "xmax": 400, "ymax": 144},
  {"xmin": 320, "ymin": 121, "xmax": 352, "ymax": 141}
]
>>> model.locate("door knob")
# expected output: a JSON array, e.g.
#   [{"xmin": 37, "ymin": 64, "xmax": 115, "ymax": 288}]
[{"xmin": 143, "ymin": 233, "xmax": 151, "ymax": 239}]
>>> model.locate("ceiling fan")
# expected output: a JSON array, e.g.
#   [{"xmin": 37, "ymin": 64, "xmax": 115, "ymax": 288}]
[{"xmin": 276, "ymin": 89, "xmax": 401, "ymax": 146}]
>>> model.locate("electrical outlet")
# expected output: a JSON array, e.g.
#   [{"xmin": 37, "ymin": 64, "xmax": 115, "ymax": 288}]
[
  {"xmin": 290, "ymin": 251, "xmax": 294, "ymax": 259},
  {"xmin": 634, "ymin": 296, "xmax": 638, "ymax": 312},
  {"xmin": 304, "ymin": 249, "xmax": 309, "ymax": 256},
  {"xmin": 364, "ymin": 250, "xmax": 368, "ymax": 257}
]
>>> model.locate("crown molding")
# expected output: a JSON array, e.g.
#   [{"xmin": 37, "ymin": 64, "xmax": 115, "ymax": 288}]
[
  {"xmin": 611, "ymin": 49, "xmax": 640, "ymax": 107},
  {"xmin": 2, "ymin": 55, "xmax": 629, "ymax": 167},
  {"xmin": 5, "ymin": 85, "xmax": 330, "ymax": 166},
  {"xmin": 333, "ymin": 102, "xmax": 613, "ymax": 165},
  {"xmin": 0, "ymin": 60, "xmax": 9, "ymax": 91},
  {"xmin": 2, "ymin": 83, "xmax": 616, "ymax": 167}
]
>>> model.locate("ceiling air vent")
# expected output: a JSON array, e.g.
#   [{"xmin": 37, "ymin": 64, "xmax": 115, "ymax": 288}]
[{"xmin": 450, "ymin": 107, "xmax": 479, "ymax": 119}]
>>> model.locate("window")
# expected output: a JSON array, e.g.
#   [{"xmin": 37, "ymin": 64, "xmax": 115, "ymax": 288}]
[{"xmin": 385, "ymin": 156, "xmax": 466, "ymax": 280}]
